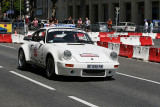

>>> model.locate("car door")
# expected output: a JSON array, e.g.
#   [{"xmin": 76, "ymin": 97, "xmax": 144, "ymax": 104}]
[
  {"xmin": 30, "ymin": 31, "xmax": 39, "ymax": 63},
  {"xmin": 34, "ymin": 29, "xmax": 46, "ymax": 65}
]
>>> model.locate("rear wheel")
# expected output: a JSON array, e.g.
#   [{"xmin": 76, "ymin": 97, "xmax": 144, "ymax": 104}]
[
  {"xmin": 18, "ymin": 49, "xmax": 30, "ymax": 70},
  {"xmin": 46, "ymin": 57, "xmax": 56, "ymax": 80}
]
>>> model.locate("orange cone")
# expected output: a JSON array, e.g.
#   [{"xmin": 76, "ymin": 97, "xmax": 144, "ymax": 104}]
[{"xmin": 15, "ymin": 30, "xmax": 17, "ymax": 36}]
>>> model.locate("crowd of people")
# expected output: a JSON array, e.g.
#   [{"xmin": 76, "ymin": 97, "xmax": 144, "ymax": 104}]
[
  {"xmin": 24, "ymin": 16, "xmax": 114, "ymax": 32},
  {"xmin": 25, "ymin": 15, "xmax": 156, "ymax": 33}
]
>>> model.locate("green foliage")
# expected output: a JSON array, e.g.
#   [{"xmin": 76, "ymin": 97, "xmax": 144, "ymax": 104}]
[
  {"xmin": 14, "ymin": 0, "xmax": 24, "ymax": 12},
  {"xmin": 2, "ymin": 0, "xmax": 24, "ymax": 13},
  {"xmin": 2, "ymin": 0, "xmax": 10, "ymax": 13}
]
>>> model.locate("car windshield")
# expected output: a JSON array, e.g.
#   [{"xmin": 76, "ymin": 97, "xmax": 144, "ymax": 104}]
[
  {"xmin": 127, "ymin": 23, "xmax": 135, "ymax": 26},
  {"xmin": 118, "ymin": 23, "xmax": 126, "ymax": 26},
  {"xmin": 47, "ymin": 30, "xmax": 93, "ymax": 44}
]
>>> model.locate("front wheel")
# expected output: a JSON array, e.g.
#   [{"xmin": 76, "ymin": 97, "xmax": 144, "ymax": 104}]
[
  {"xmin": 18, "ymin": 49, "xmax": 30, "ymax": 70},
  {"xmin": 46, "ymin": 57, "xmax": 57, "ymax": 80}
]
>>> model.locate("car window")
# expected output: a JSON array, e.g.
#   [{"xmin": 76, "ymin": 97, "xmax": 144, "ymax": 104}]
[
  {"xmin": 42, "ymin": 21, "xmax": 48, "ymax": 23},
  {"xmin": 118, "ymin": 23, "xmax": 126, "ymax": 26},
  {"xmin": 100, "ymin": 23, "xmax": 107, "ymax": 25},
  {"xmin": 47, "ymin": 30, "xmax": 93, "ymax": 44},
  {"xmin": 32, "ymin": 32, "xmax": 38, "ymax": 42},
  {"xmin": 127, "ymin": 23, "xmax": 134, "ymax": 26},
  {"xmin": 38, "ymin": 30, "xmax": 46, "ymax": 42}
]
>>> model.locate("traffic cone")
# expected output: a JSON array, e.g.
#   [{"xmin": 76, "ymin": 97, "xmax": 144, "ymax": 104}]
[{"xmin": 15, "ymin": 30, "xmax": 17, "ymax": 36}]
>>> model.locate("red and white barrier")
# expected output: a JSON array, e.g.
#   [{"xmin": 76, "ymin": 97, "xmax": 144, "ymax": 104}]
[
  {"xmin": 11, "ymin": 34, "xmax": 27, "ymax": 44},
  {"xmin": 149, "ymin": 47, "xmax": 160, "ymax": 63},
  {"xmin": 0, "ymin": 34, "xmax": 12, "ymax": 43},
  {"xmin": 120, "ymin": 36, "xmax": 141, "ymax": 46},
  {"xmin": 132, "ymin": 46, "xmax": 150, "ymax": 61}
]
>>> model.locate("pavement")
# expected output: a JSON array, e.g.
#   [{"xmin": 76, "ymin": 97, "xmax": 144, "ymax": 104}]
[{"xmin": 0, "ymin": 43, "xmax": 160, "ymax": 107}]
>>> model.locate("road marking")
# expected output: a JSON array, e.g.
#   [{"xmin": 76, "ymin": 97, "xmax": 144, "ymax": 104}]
[
  {"xmin": 68, "ymin": 96, "xmax": 99, "ymax": 107},
  {"xmin": 0, "ymin": 44, "xmax": 16, "ymax": 49},
  {"xmin": 117, "ymin": 72, "xmax": 160, "ymax": 85},
  {"xmin": 0, "ymin": 66, "xmax": 3, "ymax": 68},
  {"xmin": 10, "ymin": 71, "xmax": 56, "ymax": 91}
]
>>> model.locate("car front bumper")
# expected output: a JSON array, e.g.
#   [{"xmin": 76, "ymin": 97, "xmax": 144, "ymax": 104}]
[{"xmin": 55, "ymin": 61, "xmax": 119, "ymax": 77}]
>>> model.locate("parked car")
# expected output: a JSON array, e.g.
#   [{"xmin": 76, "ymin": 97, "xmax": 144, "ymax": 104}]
[
  {"xmin": 18, "ymin": 26, "xmax": 119, "ymax": 79},
  {"xmin": 38, "ymin": 20, "xmax": 48, "ymax": 24},
  {"xmin": 91, "ymin": 22, "xmax": 108, "ymax": 32},
  {"xmin": 112, "ymin": 22, "xmax": 136, "ymax": 32}
]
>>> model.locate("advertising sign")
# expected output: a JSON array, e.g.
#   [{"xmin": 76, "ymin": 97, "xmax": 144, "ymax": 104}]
[{"xmin": 0, "ymin": 24, "xmax": 12, "ymax": 33}]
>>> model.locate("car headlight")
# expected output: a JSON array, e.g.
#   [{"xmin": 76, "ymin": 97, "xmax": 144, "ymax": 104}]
[
  {"xmin": 110, "ymin": 52, "xmax": 118, "ymax": 61},
  {"xmin": 63, "ymin": 50, "xmax": 72, "ymax": 60}
]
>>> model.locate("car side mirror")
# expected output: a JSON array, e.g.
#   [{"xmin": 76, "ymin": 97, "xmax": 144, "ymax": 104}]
[
  {"xmin": 23, "ymin": 36, "xmax": 32, "ymax": 41},
  {"xmin": 39, "ymin": 40, "xmax": 44, "ymax": 45}
]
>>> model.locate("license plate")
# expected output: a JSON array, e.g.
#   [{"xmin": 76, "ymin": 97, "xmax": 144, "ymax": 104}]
[{"xmin": 87, "ymin": 65, "xmax": 103, "ymax": 69}]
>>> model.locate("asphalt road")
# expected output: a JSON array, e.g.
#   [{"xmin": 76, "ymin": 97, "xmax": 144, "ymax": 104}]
[{"xmin": 0, "ymin": 43, "xmax": 160, "ymax": 107}]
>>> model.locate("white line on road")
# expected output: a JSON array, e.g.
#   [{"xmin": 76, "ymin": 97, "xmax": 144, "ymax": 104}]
[
  {"xmin": 117, "ymin": 72, "xmax": 160, "ymax": 85},
  {"xmin": 0, "ymin": 66, "xmax": 3, "ymax": 68},
  {"xmin": 10, "ymin": 71, "xmax": 56, "ymax": 91},
  {"xmin": 0, "ymin": 44, "xmax": 16, "ymax": 49},
  {"xmin": 68, "ymin": 96, "xmax": 99, "ymax": 107}
]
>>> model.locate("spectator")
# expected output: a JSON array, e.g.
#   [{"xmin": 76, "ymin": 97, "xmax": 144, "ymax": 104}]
[
  {"xmin": 47, "ymin": 18, "xmax": 50, "ymax": 24},
  {"xmin": 84, "ymin": 18, "xmax": 91, "ymax": 32},
  {"xmin": 67, "ymin": 17, "xmax": 74, "ymax": 24},
  {"xmin": 77, "ymin": 18, "xmax": 83, "ymax": 28},
  {"xmin": 107, "ymin": 18, "xmax": 112, "ymax": 32},
  {"xmin": 32, "ymin": 18, "xmax": 38, "ymax": 29},
  {"xmin": 144, "ymin": 19, "xmax": 148, "ymax": 33},
  {"xmin": 150, "ymin": 21, "xmax": 153, "ymax": 33},
  {"xmin": 25, "ymin": 15, "xmax": 29, "ymax": 33},
  {"xmin": 54, "ymin": 18, "xmax": 58, "ymax": 25}
]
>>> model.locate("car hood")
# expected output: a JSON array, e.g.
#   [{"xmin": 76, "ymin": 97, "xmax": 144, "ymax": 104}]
[{"xmin": 53, "ymin": 43, "xmax": 111, "ymax": 63}]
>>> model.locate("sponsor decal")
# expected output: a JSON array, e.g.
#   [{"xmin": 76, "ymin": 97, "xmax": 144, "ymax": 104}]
[
  {"xmin": 34, "ymin": 47, "xmax": 37, "ymax": 57},
  {"xmin": 80, "ymin": 53, "xmax": 99, "ymax": 57}
]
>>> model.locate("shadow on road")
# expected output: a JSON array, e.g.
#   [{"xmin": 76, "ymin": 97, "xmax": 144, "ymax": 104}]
[{"xmin": 18, "ymin": 65, "xmax": 115, "ymax": 82}]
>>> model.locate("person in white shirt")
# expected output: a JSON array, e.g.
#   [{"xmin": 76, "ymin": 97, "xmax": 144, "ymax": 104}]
[
  {"xmin": 84, "ymin": 18, "xmax": 91, "ymax": 32},
  {"xmin": 144, "ymin": 19, "xmax": 148, "ymax": 33},
  {"xmin": 150, "ymin": 21, "xmax": 153, "ymax": 33}
]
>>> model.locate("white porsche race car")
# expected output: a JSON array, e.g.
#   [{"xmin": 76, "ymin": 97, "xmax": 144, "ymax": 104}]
[{"xmin": 18, "ymin": 27, "xmax": 119, "ymax": 79}]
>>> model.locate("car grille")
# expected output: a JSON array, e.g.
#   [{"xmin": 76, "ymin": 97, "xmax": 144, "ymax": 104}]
[{"xmin": 82, "ymin": 70, "xmax": 105, "ymax": 76}]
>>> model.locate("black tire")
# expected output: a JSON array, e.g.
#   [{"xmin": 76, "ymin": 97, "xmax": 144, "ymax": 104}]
[
  {"xmin": 18, "ymin": 49, "xmax": 30, "ymax": 70},
  {"xmin": 46, "ymin": 57, "xmax": 57, "ymax": 80}
]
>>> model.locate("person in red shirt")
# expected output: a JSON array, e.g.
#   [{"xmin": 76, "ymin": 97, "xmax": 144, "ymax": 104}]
[
  {"xmin": 77, "ymin": 18, "xmax": 83, "ymax": 28},
  {"xmin": 32, "ymin": 18, "xmax": 38, "ymax": 29},
  {"xmin": 107, "ymin": 18, "xmax": 112, "ymax": 32},
  {"xmin": 25, "ymin": 16, "xmax": 29, "ymax": 34}
]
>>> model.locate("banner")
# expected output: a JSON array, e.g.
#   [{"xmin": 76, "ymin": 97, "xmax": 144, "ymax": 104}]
[{"xmin": 0, "ymin": 24, "xmax": 12, "ymax": 33}]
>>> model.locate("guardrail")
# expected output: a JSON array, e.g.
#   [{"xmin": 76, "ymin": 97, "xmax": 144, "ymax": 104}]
[{"xmin": 10, "ymin": 22, "xmax": 160, "ymax": 35}]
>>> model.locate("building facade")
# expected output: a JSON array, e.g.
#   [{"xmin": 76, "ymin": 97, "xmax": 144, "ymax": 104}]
[
  {"xmin": 56, "ymin": 0, "xmax": 160, "ymax": 25},
  {"xmin": 35, "ymin": 0, "xmax": 54, "ymax": 19},
  {"xmin": 34, "ymin": 0, "xmax": 160, "ymax": 25}
]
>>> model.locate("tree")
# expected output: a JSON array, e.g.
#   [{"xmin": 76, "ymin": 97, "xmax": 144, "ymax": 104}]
[
  {"xmin": 1, "ymin": 0, "xmax": 25, "ymax": 19},
  {"xmin": 51, "ymin": 0, "xmax": 57, "ymax": 18}
]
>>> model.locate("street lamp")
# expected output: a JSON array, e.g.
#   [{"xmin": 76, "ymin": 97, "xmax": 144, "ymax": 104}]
[
  {"xmin": 115, "ymin": 7, "xmax": 120, "ymax": 33},
  {"xmin": 20, "ymin": 0, "xmax": 21, "ymax": 20}
]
